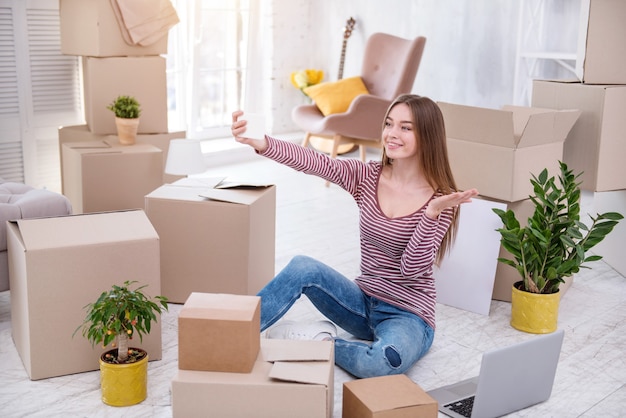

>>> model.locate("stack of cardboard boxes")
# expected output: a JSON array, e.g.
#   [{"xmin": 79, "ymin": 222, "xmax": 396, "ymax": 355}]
[
  {"xmin": 172, "ymin": 292, "xmax": 335, "ymax": 418},
  {"xmin": 57, "ymin": 0, "xmax": 186, "ymax": 214},
  {"xmin": 438, "ymin": 101, "xmax": 580, "ymax": 301},
  {"xmin": 531, "ymin": 0, "xmax": 626, "ymax": 278}
]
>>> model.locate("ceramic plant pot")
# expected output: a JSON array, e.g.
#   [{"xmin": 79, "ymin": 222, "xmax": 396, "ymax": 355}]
[
  {"xmin": 115, "ymin": 117, "xmax": 140, "ymax": 145},
  {"xmin": 99, "ymin": 348, "xmax": 149, "ymax": 406},
  {"xmin": 510, "ymin": 281, "xmax": 560, "ymax": 334}
]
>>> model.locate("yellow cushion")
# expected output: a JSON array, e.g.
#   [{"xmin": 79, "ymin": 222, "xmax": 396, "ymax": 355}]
[{"xmin": 303, "ymin": 76, "xmax": 370, "ymax": 116}]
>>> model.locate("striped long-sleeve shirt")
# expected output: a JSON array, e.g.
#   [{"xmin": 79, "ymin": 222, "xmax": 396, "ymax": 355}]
[{"xmin": 261, "ymin": 136, "xmax": 454, "ymax": 329}]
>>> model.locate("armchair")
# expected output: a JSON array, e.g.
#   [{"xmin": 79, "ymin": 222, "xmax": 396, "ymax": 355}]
[{"xmin": 292, "ymin": 32, "xmax": 427, "ymax": 165}]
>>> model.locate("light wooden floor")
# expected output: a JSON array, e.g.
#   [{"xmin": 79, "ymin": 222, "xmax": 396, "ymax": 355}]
[{"xmin": 1, "ymin": 145, "xmax": 625, "ymax": 417}]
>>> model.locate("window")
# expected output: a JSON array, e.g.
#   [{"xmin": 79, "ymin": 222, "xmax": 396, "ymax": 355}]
[
  {"xmin": 167, "ymin": 0, "xmax": 252, "ymax": 140},
  {"xmin": 0, "ymin": 0, "xmax": 82, "ymax": 190}
]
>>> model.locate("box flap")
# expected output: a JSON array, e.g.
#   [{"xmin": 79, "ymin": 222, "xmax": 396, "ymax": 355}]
[
  {"xmin": 263, "ymin": 339, "xmax": 332, "ymax": 362},
  {"xmin": 269, "ymin": 361, "xmax": 330, "ymax": 386},
  {"xmin": 16, "ymin": 210, "xmax": 157, "ymax": 250},
  {"xmin": 64, "ymin": 140, "xmax": 111, "ymax": 149},
  {"xmin": 438, "ymin": 102, "xmax": 516, "ymax": 147},
  {"xmin": 502, "ymin": 105, "xmax": 581, "ymax": 147},
  {"xmin": 199, "ymin": 188, "xmax": 270, "ymax": 205},
  {"xmin": 171, "ymin": 177, "xmax": 226, "ymax": 188}
]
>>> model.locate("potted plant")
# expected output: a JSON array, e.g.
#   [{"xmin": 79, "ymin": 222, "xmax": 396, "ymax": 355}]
[
  {"xmin": 493, "ymin": 161, "xmax": 622, "ymax": 334},
  {"xmin": 74, "ymin": 280, "xmax": 168, "ymax": 406},
  {"xmin": 107, "ymin": 95, "xmax": 141, "ymax": 145}
]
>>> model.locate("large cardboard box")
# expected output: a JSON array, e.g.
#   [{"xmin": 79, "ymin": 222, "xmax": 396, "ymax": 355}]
[
  {"xmin": 575, "ymin": 0, "xmax": 626, "ymax": 84},
  {"xmin": 178, "ymin": 292, "xmax": 261, "ymax": 373},
  {"xmin": 172, "ymin": 338, "xmax": 334, "ymax": 418},
  {"xmin": 439, "ymin": 102, "xmax": 580, "ymax": 202},
  {"xmin": 62, "ymin": 140, "xmax": 163, "ymax": 214},
  {"xmin": 60, "ymin": 0, "xmax": 168, "ymax": 57},
  {"xmin": 491, "ymin": 198, "xmax": 573, "ymax": 302},
  {"xmin": 531, "ymin": 80, "xmax": 626, "ymax": 192},
  {"xmin": 83, "ymin": 56, "xmax": 168, "ymax": 135},
  {"xmin": 58, "ymin": 125, "xmax": 186, "ymax": 184},
  {"xmin": 592, "ymin": 190, "xmax": 626, "ymax": 276},
  {"xmin": 7, "ymin": 210, "xmax": 162, "ymax": 380},
  {"xmin": 145, "ymin": 181, "xmax": 276, "ymax": 303},
  {"xmin": 343, "ymin": 375, "xmax": 438, "ymax": 418}
]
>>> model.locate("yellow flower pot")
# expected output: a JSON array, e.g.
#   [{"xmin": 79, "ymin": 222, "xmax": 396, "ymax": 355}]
[
  {"xmin": 510, "ymin": 282, "xmax": 560, "ymax": 334},
  {"xmin": 99, "ymin": 349, "xmax": 149, "ymax": 406}
]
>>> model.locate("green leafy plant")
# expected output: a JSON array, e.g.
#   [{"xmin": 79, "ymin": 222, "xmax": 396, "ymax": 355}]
[
  {"xmin": 493, "ymin": 161, "xmax": 622, "ymax": 294},
  {"xmin": 107, "ymin": 95, "xmax": 141, "ymax": 119},
  {"xmin": 74, "ymin": 281, "xmax": 168, "ymax": 363}
]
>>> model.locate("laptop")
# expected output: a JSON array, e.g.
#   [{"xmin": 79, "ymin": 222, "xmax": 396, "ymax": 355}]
[{"xmin": 427, "ymin": 329, "xmax": 565, "ymax": 418}]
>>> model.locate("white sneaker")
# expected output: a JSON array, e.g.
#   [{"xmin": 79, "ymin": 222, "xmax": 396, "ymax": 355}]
[{"xmin": 267, "ymin": 320, "xmax": 337, "ymax": 341}]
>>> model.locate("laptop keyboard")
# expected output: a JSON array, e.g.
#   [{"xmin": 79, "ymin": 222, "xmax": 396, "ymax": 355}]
[{"xmin": 445, "ymin": 396, "xmax": 475, "ymax": 417}]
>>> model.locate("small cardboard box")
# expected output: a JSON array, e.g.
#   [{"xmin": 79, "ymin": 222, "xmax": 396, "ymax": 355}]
[
  {"xmin": 343, "ymin": 375, "xmax": 437, "ymax": 418},
  {"xmin": 172, "ymin": 338, "xmax": 334, "ymax": 418},
  {"xmin": 58, "ymin": 124, "xmax": 187, "ymax": 184},
  {"xmin": 7, "ymin": 210, "xmax": 162, "ymax": 380},
  {"xmin": 575, "ymin": 0, "xmax": 626, "ymax": 84},
  {"xmin": 439, "ymin": 102, "xmax": 580, "ymax": 202},
  {"xmin": 178, "ymin": 292, "xmax": 261, "ymax": 373},
  {"xmin": 491, "ymin": 198, "xmax": 573, "ymax": 302},
  {"xmin": 60, "ymin": 0, "xmax": 168, "ymax": 57},
  {"xmin": 62, "ymin": 140, "xmax": 163, "ymax": 214},
  {"xmin": 531, "ymin": 80, "xmax": 626, "ymax": 192},
  {"xmin": 82, "ymin": 56, "xmax": 168, "ymax": 135},
  {"xmin": 592, "ymin": 189, "xmax": 626, "ymax": 277},
  {"xmin": 145, "ymin": 181, "xmax": 276, "ymax": 303}
]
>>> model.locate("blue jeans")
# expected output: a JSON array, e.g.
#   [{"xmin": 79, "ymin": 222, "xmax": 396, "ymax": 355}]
[{"xmin": 258, "ymin": 255, "xmax": 435, "ymax": 378}]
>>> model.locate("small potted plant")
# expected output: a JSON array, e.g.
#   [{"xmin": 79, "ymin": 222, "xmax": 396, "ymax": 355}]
[
  {"xmin": 107, "ymin": 95, "xmax": 141, "ymax": 145},
  {"xmin": 74, "ymin": 280, "xmax": 168, "ymax": 406},
  {"xmin": 493, "ymin": 161, "xmax": 622, "ymax": 334}
]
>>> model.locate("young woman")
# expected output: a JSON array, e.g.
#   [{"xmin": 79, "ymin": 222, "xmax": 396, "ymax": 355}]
[{"xmin": 231, "ymin": 94, "xmax": 478, "ymax": 378}]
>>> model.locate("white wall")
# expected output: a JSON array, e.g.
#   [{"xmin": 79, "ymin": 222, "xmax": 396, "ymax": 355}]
[{"xmin": 264, "ymin": 0, "xmax": 582, "ymax": 135}]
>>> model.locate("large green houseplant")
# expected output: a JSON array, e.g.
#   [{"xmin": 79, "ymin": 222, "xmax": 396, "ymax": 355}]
[
  {"xmin": 75, "ymin": 280, "xmax": 168, "ymax": 406},
  {"xmin": 492, "ymin": 161, "xmax": 622, "ymax": 333},
  {"xmin": 107, "ymin": 95, "xmax": 141, "ymax": 145}
]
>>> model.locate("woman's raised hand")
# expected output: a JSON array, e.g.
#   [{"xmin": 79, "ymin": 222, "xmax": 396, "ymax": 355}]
[
  {"xmin": 231, "ymin": 110, "xmax": 268, "ymax": 153},
  {"xmin": 425, "ymin": 188, "xmax": 479, "ymax": 220}
]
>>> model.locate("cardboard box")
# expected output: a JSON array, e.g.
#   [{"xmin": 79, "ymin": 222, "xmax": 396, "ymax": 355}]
[
  {"xmin": 7, "ymin": 210, "xmax": 162, "ymax": 380},
  {"xmin": 343, "ymin": 375, "xmax": 437, "ymax": 418},
  {"xmin": 62, "ymin": 140, "xmax": 163, "ymax": 214},
  {"xmin": 575, "ymin": 0, "xmax": 626, "ymax": 84},
  {"xmin": 83, "ymin": 56, "xmax": 168, "ymax": 135},
  {"xmin": 439, "ymin": 102, "xmax": 580, "ymax": 202},
  {"xmin": 178, "ymin": 292, "xmax": 261, "ymax": 373},
  {"xmin": 60, "ymin": 0, "xmax": 168, "ymax": 57},
  {"xmin": 531, "ymin": 80, "xmax": 626, "ymax": 192},
  {"xmin": 58, "ymin": 125, "xmax": 187, "ymax": 184},
  {"xmin": 592, "ymin": 190, "xmax": 626, "ymax": 276},
  {"xmin": 145, "ymin": 181, "xmax": 276, "ymax": 303},
  {"xmin": 491, "ymin": 198, "xmax": 573, "ymax": 301},
  {"xmin": 172, "ymin": 338, "xmax": 334, "ymax": 418}
]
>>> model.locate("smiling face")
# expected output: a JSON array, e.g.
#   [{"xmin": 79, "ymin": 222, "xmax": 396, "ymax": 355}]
[{"xmin": 382, "ymin": 103, "xmax": 419, "ymax": 162}]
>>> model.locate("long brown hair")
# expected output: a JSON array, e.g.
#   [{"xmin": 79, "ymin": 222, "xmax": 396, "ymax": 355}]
[{"xmin": 381, "ymin": 94, "xmax": 460, "ymax": 265}]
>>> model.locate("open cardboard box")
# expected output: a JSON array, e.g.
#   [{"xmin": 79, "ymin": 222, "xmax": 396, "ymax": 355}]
[
  {"xmin": 439, "ymin": 102, "xmax": 580, "ymax": 202},
  {"xmin": 7, "ymin": 209, "xmax": 162, "ymax": 380},
  {"xmin": 145, "ymin": 178, "xmax": 276, "ymax": 303},
  {"xmin": 343, "ymin": 374, "xmax": 437, "ymax": 418},
  {"xmin": 172, "ymin": 338, "xmax": 334, "ymax": 418}
]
